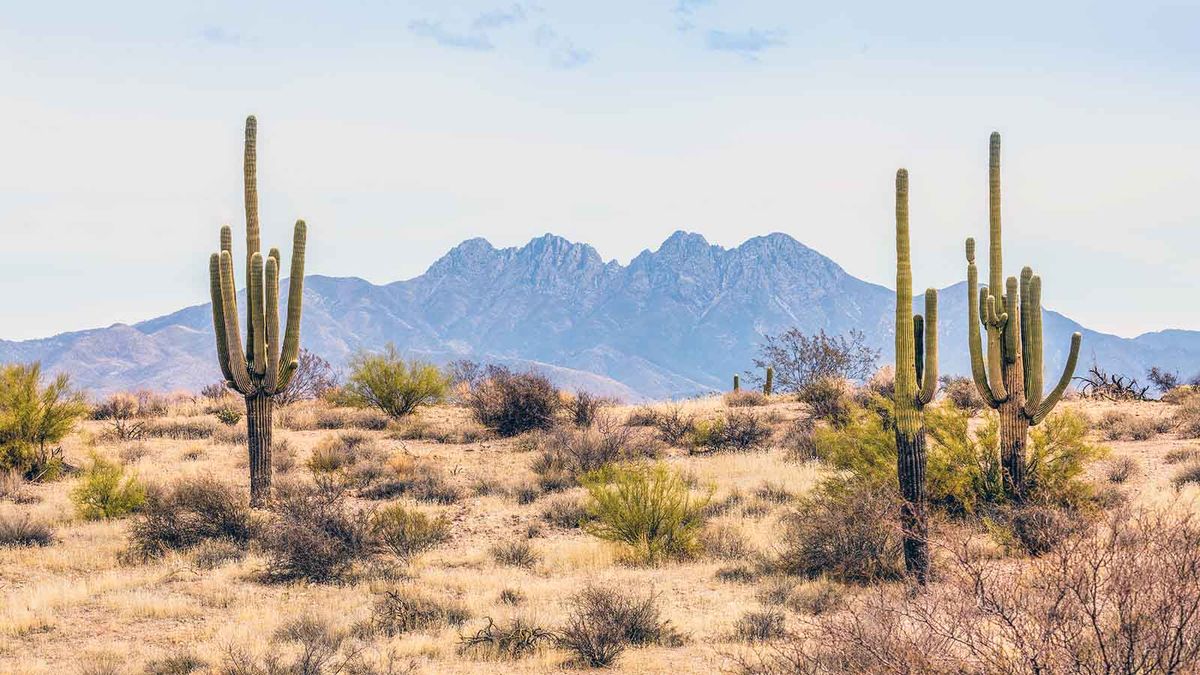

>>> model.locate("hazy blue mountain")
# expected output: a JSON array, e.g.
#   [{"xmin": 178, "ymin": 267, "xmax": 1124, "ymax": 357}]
[{"xmin": 2, "ymin": 231, "xmax": 1197, "ymax": 400}]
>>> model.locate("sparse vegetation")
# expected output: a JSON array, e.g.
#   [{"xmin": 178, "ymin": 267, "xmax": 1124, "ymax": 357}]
[
  {"xmin": 127, "ymin": 475, "xmax": 253, "ymax": 559},
  {"xmin": 0, "ymin": 511, "xmax": 54, "ymax": 547},
  {"xmin": 343, "ymin": 344, "xmax": 451, "ymax": 418},
  {"xmin": 750, "ymin": 328, "xmax": 879, "ymax": 393},
  {"xmin": 363, "ymin": 587, "xmax": 469, "ymax": 636}
]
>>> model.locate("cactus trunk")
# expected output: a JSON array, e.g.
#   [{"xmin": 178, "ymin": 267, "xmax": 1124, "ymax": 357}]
[
  {"xmin": 896, "ymin": 432, "xmax": 928, "ymax": 581},
  {"xmin": 733, "ymin": 375, "xmax": 740, "ymax": 392},
  {"xmin": 246, "ymin": 393, "xmax": 274, "ymax": 507},
  {"xmin": 999, "ymin": 362, "xmax": 1029, "ymax": 497},
  {"xmin": 764, "ymin": 367, "xmax": 774, "ymax": 396}
]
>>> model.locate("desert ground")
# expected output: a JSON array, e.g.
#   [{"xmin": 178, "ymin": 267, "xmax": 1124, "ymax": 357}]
[{"xmin": 1, "ymin": 387, "xmax": 1198, "ymax": 675}]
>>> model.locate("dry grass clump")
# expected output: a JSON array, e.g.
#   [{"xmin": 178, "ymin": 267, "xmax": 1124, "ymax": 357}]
[
  {"xmin": 781, "ymin": 418, "xmax": 818, "ymax": 462},
  {"xmin": 559, "ymin": 585, "xmax": 684, "ymax": 668},
  {"xmin": 490, "ymin": 538, "xmax": 540, "ymax": 568},
  {"xmin": 725, "ymin": 390, "xmax": 768, "ymax": 407},
  {"xmin": 142, "ymin": 651, "xmax": 207, "ymax": 674},
  {"xmin": 701, "ymin": 521, "xmax": 752, "ymax": 560},
  {"xmin": 1095, "ymin": 410, "xmax": 1169, "ymax": 441},
  {"xmin": 736, "ymin": 507, "xmax": 1200, "ymax": 675},
  {"xmin": 786, "ymin": 579, "xmax": 846, "ymax": 615},
  {"xmin": 360, "ymin": 587, "xmax": 469, "ymax": 637},
  {"xmin": 733, "ymin": 609, "xmax": 786, "ymax": 643},
  {"xmin": 775, "ymin": 477, "xmax": 904, "ymax": 584},
  {"xmin": 142, "ymin": 418, "xmax": 218, "ymax": 440},
  {"xmin": 359, "ymin": 459, "xmax": 463, "ymax": 504},
  {"xmin": 1164, "ymin": 446, "xmax": 1200, "ymax": 465},
  {"xmin": 567, "ymin": 390, "xmax": 611, "ymax": 428},
  {"xmin": 1175, "ymin": 397, "xmax": 1200, "ymax": 438},
  {"xmin": 0, "ymin": 469, "xmax": 35, "ymax": 503},
  {"xmin": 0, "ymin": 510, "xmax": 54, "ymax": 547},
  {"xmin": 126, "ymin": 474, "xmax": 254, "ymax": 560},
  {"xmin": 1000, "ymin": 502, "xmax": 1088, "ymax": 556},
  {"xmin": 1105, "ymin": 455, "xmax": 1139, "ymax": 483},
  {"xmin": 222, "ymin": 615, "xmax": 382, "ymax": 674},
  {"xmin": 457, "ymin": 617, "xmax": 557, "ymax": 661},
  {"xmin": 624, "ymin": 406, "xmax": 660, "ymax": 427},
  {"xmin": 190, "ymin": 539, "xmax": 248, "ymax": 570},
  {"xmin": 540, "ymin": 491, "xmax": 588, "ymax": 529},
  {"xmin": 1173, "ymin": 462, "xmax": 1200, "ymax": 489}
]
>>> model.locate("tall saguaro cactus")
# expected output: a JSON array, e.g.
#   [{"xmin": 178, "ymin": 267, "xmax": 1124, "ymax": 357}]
[
  {"xmin": 763, "ymin": 367, "xmax": 774, "ymax": 396},
  {"xmin": 209, "ymin": 116, "xmax": 308, "ymax": 507},
  {"xmin": 966, "ymin": 132, "xmax": 1080, "ymax": 500},
  {"xmin": 893, "ymin": 169, "xmax": 938, "ymax": 584}
]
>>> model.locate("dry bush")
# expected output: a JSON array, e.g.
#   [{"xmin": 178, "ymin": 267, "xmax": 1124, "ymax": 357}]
[
  {"xmin": 797, "ymin": 378, "xmax": 851, "ymax": 425},
  {"xmin": 360, "ymin": 460, "xmax": 463, "ymax": 504},
  {"xmin": 457, "ymin": 617, "xmax": 557, "ymax": 661},
  {"xmin": 690, "ymin": 411, "xmax": 773, "ymax": 453},
  {"xmin": 498, "ymin": 588, "xmax": 525, "ymax": 605},
  {"xmin": 468, "ymin": 367, "xmax": 560, "ymax": 436},
  {"xmin": 0, "ymin": 511, "xmax": 53, "ymax": 547},
  {"xmin": 1174, "ymin": 462, "xmax": 1200, "ymax": 489},
  {"xmin": 567, "ymin": 390, "xmax": 611, "ymax": 428},
  {"xmin": 939, "ymin": 375, "xmax": 984, "ymax": 414},
  {"xmin": 221, "ymin": 615, "xmax": 373, "ymax": 674},
  {"xmin": 0, "ymin": 470, "xmax": 34, "ymax": 503},
  {"xmin": 1105, "ymin": 456, "xmax": 1139, "ymax": 484},
  {"xmin": 274, "ymin": 348, "xmax": 340, "ymax": 406},
  {"xmin": 1001, "ymin": 502, "xmax": 1088, "ymax": 556},
  {"xmin": 781, "ymin": 418, "xmax": 818, "ymax": 462},
  {"xmin": 776, "ymin": 476, "xmax": 904, "ymax": 584},
  {"xmin": 1096, "ymin": 410, "xmax": 1166, "ymax": 441},
  {"xmin": 370, "ymin": 503, "xmax": 450, "ymax": 562},
  {"xmin": 127, "ymin": 475, "xmax": 254, "ymax": 560},
  {"xmin": 361, "ymin": 587, "xmax": 469, "ymax": 637},
  {"xmin": 212, "ymin": 424, "xmax": 248, "ymax": 446},
  {"xmin": 701, "ymin": 522, "xmax": 752, "ymax": 560},
  {"xmin": 530, "ymin": 421, "xmax": 660, "ymax": 491},
  {"xmin": 143, "ymin": 418, "xmax": 218, "ymax": 440},
  {"xmin": 716, "ymin": 564, "xmax": 759, "ymax": 583},
  {"xmin": 734, "ymin": 609, "xmax": 786, "ymax": 643},
  {"xmin": 726, "ymin": 390, "xmax": 768, "ymax": 407},
  {"xmin": 1175, "ymin": 397, "xmax": 1200, "ymax": 438},
  {"xmin": 191, "ymin": 539, "xmax": 247, "ymax": 570},
  {"xmin": 540, "ymin": 491, "xmax": 587, "ymax": 529},
  {"xmin": 653, "ymin": 406, "xmax": 696, "ymax": 446},
  {"xmin": 787, "ymin": 579, "xmax": 846, "ymax": 616},
  {"xmin": 751, "ymin": 328, "xmax": 878, "ymax": 394},
  {"xmin": 558, "ymin": 585, "xmax": 683, "ymax": 668},
  {"xmin": 143, "ymin": 651, "xmax": 207, "ymax": 675},
  {"xmin": 490, "ymin": 538, "xmax": 540, "ymax": 568},
  {"xmin": 119, "ymin": 443, "xmax": 150, "ymax": 464},
  {"xmin": 737, "ymin": 507, "xmax": 1200, "ymax": 675},
  {"xmin": 1165, "ymin": 447, "xmax": 1200, "ymax": 465},
  {"xmin": 624, "ymin": 406, "xmax": 660, "ymax": 427},
  {"xmin": 261, "ymin": 479, "xmax": 372, "ymax": 583},
  {"xmin": 1163, "ymin": 385, "xmax": 1200, "ymax": 405}
]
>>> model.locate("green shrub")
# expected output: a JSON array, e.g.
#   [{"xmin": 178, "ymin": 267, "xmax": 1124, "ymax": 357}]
[
  {"xmin": 581, "ymin": 463, "xmax": 711, "ymax": 564},
  {"xmin": 0, "ymin": 363, "xmax": 88, "ymax": 481},
  {"xmin": 797, "ymin": 377, "xmax": 851, "ymax": 425},
  {"xmin": 343, "ymin": 344, "xmax": 450, "ymax": 418},
  {"xmin": 371, "ymin": 503, "xmax": 450, "ymax": 561},
  {"xmin": 71, "ymin": 455, "xmax": 146, "ymax": 520},
  {"xmin": 214, "ymin": 405, "xmax": 242, "ymax": 426}
]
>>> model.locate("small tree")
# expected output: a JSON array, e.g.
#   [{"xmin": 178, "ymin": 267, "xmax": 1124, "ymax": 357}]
[
  {"xmin": 1147, "ymin": 367, "xmax": 1181, "ymax": 395},
  {"xmin": 343, "ymin": 344, "xmax": 450, "ymax": 419},
  {"xmin": 274, "ymin": 349, "xmax": 339, "ymax": 406},
  {"xmin": 0, "ymin": 363, "xmax": 89, "ymax": 480},
  {"xmin": 750, "ymin": 329, "xmax": 879, "ymax": 394}
]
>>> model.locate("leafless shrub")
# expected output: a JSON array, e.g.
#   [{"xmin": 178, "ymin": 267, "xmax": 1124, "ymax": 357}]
[
  {"xmin": 751, "ymin": 329, "xmax": 879, "ymax": 394},
  {"xmin": 143, "ymin": 650, "xmax": 207, "ymax": 675},
  {"xmin": 498, "ymin": 588, "xmax": 525, "ymax": 605},
  {"xmin": 530, "ymin": 420, "xmax": 659, "ymax": 491},
  {"xmin": 567, "ymin": 390, "xmax": 611, "ymax": 428},
  {"xmin": 745, "ymin": 508, "xmax": 1200, "ymax": 675},
  {"xmin": 370, "ymin": 504, "xmax": 450, "ymax": 562},
  {"xmin": 468, "ymin": 366, "xmax": 560, "ymax": 436},
  {"xmin": 1075, "ymin": 364, "xmax": 1151, "ymax": 401},
  {"xmin": 735, "ymin": 609, "xmax": 786, "ymax": 643},
  {"xmin": 781, "ymin": 418, "xmax": 818, "ymax": 462},
  {"xmin": 260, "ymin": 479, "xmax": 371, "ymax": 583},
  {"xmin": 939, "ymin": 375, "xmax": 984, "ymax": 414},
  {"xmin": 1003, "ymin": 503, "xmax": 1088, "ymax": 556},
  {"xmin": 654, "ymin": 406, "xmax": 696, "ymax": 445},
  {"xmin": 701, "ymin": 522, "xmax": 752, "ymax": 560},
  {"xmin": 126, "ymin": 475, "xmax": 254, "ymax": 560},
  {"xmin": 797, "ymin": 378, "xmax": 851, "ymax": 425},
  {"xmin": 540, "ymin": 492, "xmax": 587, "ymax": 529},
  {"xmin": 191, "ymin": 539, "xmax": 247, "ymax": 570},
  {"xmin": 786, "ymin": 579, "xmax": 846, "ymax": 616},
  {"xmin": 558, "ymin": 585, "xmax": 683, "ymax": 668},
  {"xmin": 143, "ymin": 418, "xmax": 218, "ymax": 440},
  {"xmin": 624, "ymin": 406, "xmax": 660, "ymax": 427},
  {"xmin": 717, "ymin": 564, "xmax": 759, "ymax": 583},
  {"xmin": 457, "ymin": 617, "xmax": 557, "ymax": 661},
  {"xmin": 1105, "ymin": 456, "xmax": 1138, "ymax": 484},
  {"xmin": 221, "ymin": 615, "xmax": 368, "ymax": 674},
  {"xmin": 274, "ymin": 349, "xmax": 340, "ymax": 406},
  {"xmin": 490, "ymin": 538, "xmax": 540, "ymax": 568},
  {"xmin": 362, "ymin": 587, "xmax": 469, "ymax": 637},
  {"xmin": 690, "ymin": 411, "xmax": 773, "ymax": 454}
]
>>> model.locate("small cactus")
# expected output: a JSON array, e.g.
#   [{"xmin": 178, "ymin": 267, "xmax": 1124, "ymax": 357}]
[
  {"xmin": 893, "ymin": 168, "xmax": 937, "ymax": 584},
  {"xmin": 965, "ymin": 132, "xmax": 1081, "ymax": 500},
  {"xmin": 732, "ymin": 374, "xmax": 740, "ymax": 392},
  {"xmin": 763, "ymin": 367, "xmax": 774, "ymax": 396},
  {"xmin": 209, "ymin": 116, "xmax": 308, "ymax": 507}
]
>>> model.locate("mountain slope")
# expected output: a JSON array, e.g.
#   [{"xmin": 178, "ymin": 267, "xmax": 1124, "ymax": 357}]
[{"xmin": 2, "ymin": 231, "xmax": 1196, "ymax": 399}]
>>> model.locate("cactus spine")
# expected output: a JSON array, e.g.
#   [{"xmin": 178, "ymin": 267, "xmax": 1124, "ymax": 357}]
[
  {"xmin": 966, "ymin": 132, "xmax": 1081, "ymax": 500},
  {"xmin": 209, "ymin": 116, "xmax": 308, "ymax": 507},
  {"xmin": 893, "ymin": 169, "xmax": 937, "ymax": 584},
  {"xmin": 732, "ymin": 374, "xmax": 740, "ymax": 392},
  {"xmin": 763, "ymin": 367, "xmax": 774, "ymax": 396}
]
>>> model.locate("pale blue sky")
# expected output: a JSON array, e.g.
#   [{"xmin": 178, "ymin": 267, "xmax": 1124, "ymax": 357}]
[{"xmin": 0, "ymin": 1, "xmax": 1197, "ymax": 339}]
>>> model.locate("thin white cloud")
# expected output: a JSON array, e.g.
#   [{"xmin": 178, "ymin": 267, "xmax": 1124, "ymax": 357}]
[
  {"xmin": 706, "ymin": 28, "xmax": 786, "ymax": 59},
  {"xmin": 409, "ymin": 19, "xmax": 494, "ymax": 51}
]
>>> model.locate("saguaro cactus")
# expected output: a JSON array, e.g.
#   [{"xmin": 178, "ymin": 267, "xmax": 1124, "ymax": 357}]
[
  {"xmin": 209, "ymin": 116, "xmax": 308, "ymax": 507},
  {"xmin": 966, "ymin": 132, "xmax": 1080, "ymax": 500},
  {"xmin": 893, "ymin": 169, "xmax": 937, "ymax": 584},
  {"xmin": 763, "ymin": 367, "xmax": 774, "ymax": 396},
  {"xmin": 732, "ymin": 375, "xmax": 740, "ymax": 392}
]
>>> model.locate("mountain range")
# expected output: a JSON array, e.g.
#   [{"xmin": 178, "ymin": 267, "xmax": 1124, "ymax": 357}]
[{"xmin": 2, "ymin": 231, "xmax": 1197, "ymax": 400}]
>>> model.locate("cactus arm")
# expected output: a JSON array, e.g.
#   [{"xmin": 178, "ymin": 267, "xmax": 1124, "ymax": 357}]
[
  {"xmin": 264, "ymin": 255, "xmax": 281, "ymax": 393},
  {"xmin": 1032, "ymin": 332, "xmax": 1081, "ymax": 425},
  {"xmin": 1023, "ymin": 275, "xmax": 1045, "ymax": 417},
  {"xmin": 913, "ymin": 315, "xmax": 924, "ymax": 385},
  {"xmin": 277, "ymin": 220, "xmax": 307, "ymax": 390},
  {"xmin": 982, "ymin": 292, "xmax": 1008, "ymax": 399},
  {"xmin": 967, "ymin": 239, "xmax": 1002, "ymax": 407},
  {"xmin": 218, "ymin": 250, "xmax": 255, "ymax": 394},
  {"xmin": 209, "ymin": 253, "xmax": 235, "ymax": 386},
  {"xmin": 1019, "ymin": 267, "xmax": 1034, "ymax": 394},
  {"xmin": 1003, "ymin": 277, "xmax": 1020, "ymax": 363},
  {"xmin": 918, "ymin": 289, "xmax": 938, "ymax": 405},
  {"xmin": 248, "ymin": 253, "xmax": 267, "ymax": 377}
]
